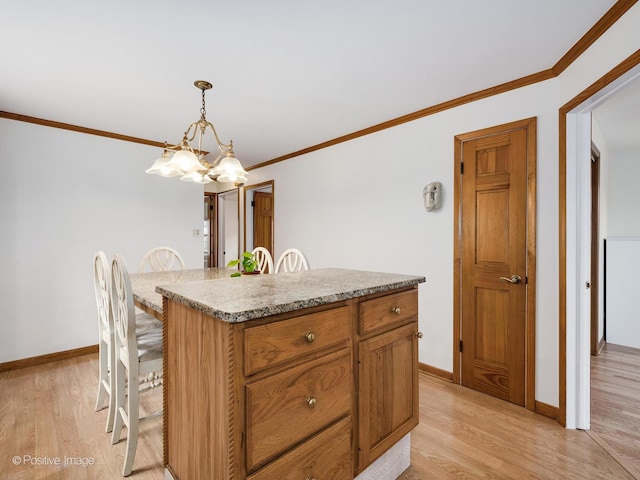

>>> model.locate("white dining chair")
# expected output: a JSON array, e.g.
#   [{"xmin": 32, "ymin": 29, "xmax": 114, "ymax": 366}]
[
  {"xmin": 94, "ymin": 250, "xmax": 117, "ymax": 433},
  {"xmin": 275, "ymin": 248, "xmax": 309, "ymax": 273},
  {"xmin": 252, "ymin": 246, "xmax": 274, "ymax": 274},
  {"xmin": 110, "ymin": 254, "xmax": 163, "ymax": 477},
  {"xmin": 94, "ymin": 251, "xmax": 162, "ymax": 434},
  {"xmin": 138, "ymin": 246, "xmax": 185, "ymax": 273}
]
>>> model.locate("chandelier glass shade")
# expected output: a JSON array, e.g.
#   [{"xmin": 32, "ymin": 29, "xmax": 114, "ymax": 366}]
[{"xmin": 145, "ymin": 80, "xmax": 248, "ymax": 185}]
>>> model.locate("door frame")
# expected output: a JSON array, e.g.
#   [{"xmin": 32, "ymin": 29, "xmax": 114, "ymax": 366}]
[
  {"xmin": 590, "ymin": 142, "xmax": 602, "ymax": 356},
  {"xmin": 217, "ymin": 187, "xmax": 240, "ymax": 268},
  {"xmin": 453, "ymin": 117, "xmax": 537, "ymax": 412},
  {"xmin": 204, "ymin": 192, "xmax": 217, "ymax": 267},
  {"xmin": 558, "ymin": 51, "xmax": 640, "ymax": 428},
  {"xmin": 243, "ymin": 180, "xmax": 275, "ymax": 253}
]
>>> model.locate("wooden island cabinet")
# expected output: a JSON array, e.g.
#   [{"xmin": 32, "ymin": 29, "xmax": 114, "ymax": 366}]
[{"xmin": 157, "ymin": 269, "xmax": 425, "ymax": 480}]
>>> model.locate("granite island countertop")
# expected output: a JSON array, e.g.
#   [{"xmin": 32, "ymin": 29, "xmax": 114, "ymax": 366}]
[
  {"xmin": 131, "ymin": 267, "xmax": 237, "ymax": 316},
  {"xmin": 156, "ymin": 268, "xmax": 426, "ymax": 323}
]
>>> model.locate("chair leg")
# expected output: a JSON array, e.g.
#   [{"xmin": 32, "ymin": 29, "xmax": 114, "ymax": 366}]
[
  {"xmin": 95, "ymin": 340, "xmax": 108, "ymax": 411},
  {"xmin": 105, "ymin": 374, "xmax": 116, "ymax": 433},
  {"xmin": 111, "ymin": 357, "xmax": 125, "ymax": 445},
  {"xmin": 122, "ymin": 368, "xmax": 140, "ymax": 477},
  {"xmin": 105, "ymin": 342, "xmax": 116, "ymax": 433}
]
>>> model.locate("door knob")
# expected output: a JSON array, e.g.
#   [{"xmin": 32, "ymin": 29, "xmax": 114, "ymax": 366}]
[{"xmin": 499, "ymin": 275, "xmax": 522, "ymax": 284}]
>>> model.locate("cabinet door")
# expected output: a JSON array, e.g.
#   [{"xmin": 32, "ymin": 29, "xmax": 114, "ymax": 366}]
[{"xmin": 358, "ymin": 322, "xmax": 418, "ymax": 471}]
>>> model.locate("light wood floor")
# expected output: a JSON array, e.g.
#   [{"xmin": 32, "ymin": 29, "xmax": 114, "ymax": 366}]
[
  {"xmin": 0, "ymin": 350, "xmax": 636, "ymax": 479},
  {"xmin": 0, "ymin": 354, "xmax": 163, "ymax": 479},
  {"xmin": 590, "ymin": 343, "xmax": 640, "ymax": 479}
]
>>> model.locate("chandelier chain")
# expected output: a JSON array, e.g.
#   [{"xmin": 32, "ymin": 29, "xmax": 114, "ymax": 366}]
[{"xmin": 200, "ymin": 88, "xmax": 207, "ymax": 118}]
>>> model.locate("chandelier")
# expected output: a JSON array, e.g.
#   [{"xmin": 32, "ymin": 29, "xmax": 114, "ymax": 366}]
[{"xmin": 145, "ymin": 80, "xmax": 248, "ymax": 184}]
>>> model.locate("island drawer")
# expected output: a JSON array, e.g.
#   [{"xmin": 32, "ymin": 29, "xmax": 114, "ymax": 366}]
[
  {"xmin": 244, "ymin": 305, "xmax": 351, "ymax": 376},
  {"xmin": 246, "ymin": 416, "xmax": 352, "ymax": 480},
  {"xmin": 359, "ymin": 289, "xmax": 417, "ymax": 335},
  {"xmin": 245, "ymin": 349, "xmax": 352, "ymax": 472}
]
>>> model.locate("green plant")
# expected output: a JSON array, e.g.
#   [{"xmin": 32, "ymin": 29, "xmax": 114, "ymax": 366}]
[{"xmin": 226, "ymin": 251, "xmax": 259, "ymax": 277}]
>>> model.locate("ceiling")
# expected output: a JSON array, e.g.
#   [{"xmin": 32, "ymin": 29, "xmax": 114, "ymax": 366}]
[
  {"xmin": 593, "ymin": 73, "xmax": 640, "ymax": 152},
  {"xmin": 2, "ymin": 0, "xmax": 635, "ymax": 168}
]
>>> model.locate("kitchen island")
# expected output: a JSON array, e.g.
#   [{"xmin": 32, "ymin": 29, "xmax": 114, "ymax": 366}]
[{"xmin": 157, "ymin": 268, "xmax": 425, "ymax": 480}]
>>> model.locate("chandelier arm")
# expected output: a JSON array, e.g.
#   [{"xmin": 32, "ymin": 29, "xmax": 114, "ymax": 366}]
[
  {"xmin": 183, "ymin": 121, "xmax": 201, "ymax": 145},
  {"xmin": 164, "ymin": 142, "xmax": 183, "ymax": 151},
  {"xmin": 202, "ymin": 120, "xmax": 232, "ymax": 151},
  {"xmin": 209, "ymin": 152, "xmax": 225, "ymax": 167}
]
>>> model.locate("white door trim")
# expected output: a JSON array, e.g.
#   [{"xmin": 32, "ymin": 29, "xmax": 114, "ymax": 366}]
[{"xmin": 565, "ymin": 64, "xmax": 640, "ymax": 429}]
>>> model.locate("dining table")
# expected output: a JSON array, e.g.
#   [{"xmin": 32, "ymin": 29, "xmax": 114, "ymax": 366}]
[{"xmin": 130, "ymin": 267, "xmax": 238, "ymax": 320}]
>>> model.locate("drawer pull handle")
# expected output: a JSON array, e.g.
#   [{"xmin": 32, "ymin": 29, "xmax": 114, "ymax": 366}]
[
  {"xmin": 416, "ymin": 331, "xmax": 424, "ymax": 339},
  {"xmin": 305, "ymin": 332, "xmax": 316, "ymax": 343},
  {"xmin": 391, "ymin": 307, "xmax": 401, "ymax": 314},
  {"xmin": 306, "ymin": 478, "xmax": 316, "ymax": 480},
  {"xmin": 306, "ymin": 397, "xmax": 317, "ymax": 408}
]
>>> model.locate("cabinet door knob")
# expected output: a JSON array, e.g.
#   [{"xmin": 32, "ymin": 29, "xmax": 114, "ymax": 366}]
[
  {"xmin": 305, "ymin": 332, "xmax": 316, "ymax": 343},
  {"xmin": 416, "ymin": 331, "xmax": 423, "ymax": 339},
  {"xmin": 306, "ymin": 397, "xmax": 317, "ymax": 408},
  {"xmin": 391, "ymin": 307, "xmax": 401, "ymax": 314}
]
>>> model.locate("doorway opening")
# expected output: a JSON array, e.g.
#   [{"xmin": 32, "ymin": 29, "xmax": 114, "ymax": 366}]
[
  {"xmin": 204, "ymin": 192, "xmax": 217, "ymax": 267},
  {"xmin": 243, "ymin": 181, "xmax": 274, "ymax": 256},
  {"xmin": 217, "ymin": 188, "xmax": 240, "ymax": 269},
  {"xmin": 559, "ymin": 52, "xmax": 640, "ymax": 429}
]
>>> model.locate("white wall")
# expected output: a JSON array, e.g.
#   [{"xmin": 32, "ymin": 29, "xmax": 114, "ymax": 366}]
[
  {"xmin": 0, "ymin": 119, "xmax": 204, "ymax": 363},
  {"xmin": 605, "ymin": 238, "xmax": 640, "ymax": 349},
  {"xmin": 247, "ymin": 2, "xmax": 640, "ymax": 408},
  {"xmin": 604, "ymin": 148, "xmax": 640, "ymax": 236},
  {"xmin": 599, "ymin": 147, "xmax": 640, "ymax": 350},
  {"xmin": 248, "ymin": 79, "xmax": 562, "ymax": 406}
]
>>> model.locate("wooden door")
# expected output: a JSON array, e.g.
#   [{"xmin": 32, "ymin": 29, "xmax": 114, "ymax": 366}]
[
  {"xmin": 253, "ymin": 191, "xmax": 274, "ymax": 255},
  {"xmin": 456, "ymin": 119, "xmax": 535, "ymax": 407}
]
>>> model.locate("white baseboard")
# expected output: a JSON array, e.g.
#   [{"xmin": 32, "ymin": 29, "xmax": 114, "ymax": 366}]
[{"xmin": 355, "ymin": 433, "xmax": 411, "ymax": 480}]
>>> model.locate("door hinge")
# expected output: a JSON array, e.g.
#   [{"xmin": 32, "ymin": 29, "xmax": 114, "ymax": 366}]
[
  {"xmin": 459, "ymin": 340, "xmax": 463, "ymax": 353},
  {"xmin": 460, "ymin": 162, "xmax": 464, "ymax": 174}
]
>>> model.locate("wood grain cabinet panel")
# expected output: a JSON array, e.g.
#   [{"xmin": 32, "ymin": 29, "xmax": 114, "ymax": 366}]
[
  {"xmin": 245, "ymin": 349, "xmax": 352, "ymax": 471},
  {"xmin": 246, "ymin": 417, "xmax": 353, "ymax": 480},
  {"xmin": 359, "ymin": 289, "xmax": 418, "ymax": 335},
  {"xmin": 244, "ymin": 305, "xmax": 351, "ymax": 376}
]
